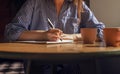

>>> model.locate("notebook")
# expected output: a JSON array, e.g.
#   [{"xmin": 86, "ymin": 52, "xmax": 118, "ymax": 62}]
[{"xmin": 15, "ymin": 40, "xmax": 74, "ymax": 44}]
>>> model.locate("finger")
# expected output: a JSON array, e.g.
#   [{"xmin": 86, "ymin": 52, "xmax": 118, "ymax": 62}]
[
  {"xmin": 47, "ymin": 33, "xmax": 60, "ymax": 41},
  {"xmin": 48, "ymin": 28, "xmax": 63, "ymax": 33}
]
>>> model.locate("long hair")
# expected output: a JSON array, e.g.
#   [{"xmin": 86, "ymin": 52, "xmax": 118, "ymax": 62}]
[{"xmin": 73, "ymin": 0, "xmax": 83, "ymax": 19}]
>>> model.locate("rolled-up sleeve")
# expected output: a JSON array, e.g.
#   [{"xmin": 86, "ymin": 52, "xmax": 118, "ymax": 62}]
[
  {"xmin": 80, "ymin": 2, "xmax": 105, "ymax": 40},
  {"xmin": 4, "ymin": 0, "xmax": 35, "ymax": 41}
]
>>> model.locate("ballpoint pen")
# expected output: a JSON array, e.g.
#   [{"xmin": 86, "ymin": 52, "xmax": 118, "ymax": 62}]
[
  {"xmin": 47, "ymin": 18, "xmax": 62, "ymax": 41},
  {"xmin": 47, "ymin": 18, "xmax": 55, "ymax": 29}
]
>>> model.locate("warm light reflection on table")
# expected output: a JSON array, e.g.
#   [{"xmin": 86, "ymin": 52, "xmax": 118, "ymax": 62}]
[{"xmin": 0, "ymin": 41, "xmax": 120, "ymax": 53}]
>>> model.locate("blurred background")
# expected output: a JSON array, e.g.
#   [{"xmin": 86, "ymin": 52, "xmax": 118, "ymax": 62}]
[
  {"xmin": 0, "ymin": 0, "xmax": 26, "ymax": 41},
  {"xmin": 90, "ymin": 0, "xmax": 120, "ymax": 27}
]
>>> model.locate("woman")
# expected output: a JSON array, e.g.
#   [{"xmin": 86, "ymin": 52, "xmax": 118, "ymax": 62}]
[
  {"xmin": 4, "ymin": 0, "xmax": 104, "ymax": 74},
  {"xmin": 5, "ymin": 0, "xmax": 104, "ymax": 41}
]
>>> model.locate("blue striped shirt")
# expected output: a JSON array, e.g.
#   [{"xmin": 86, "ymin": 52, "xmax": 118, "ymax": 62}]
[{"xmin": 4, "ymin": 0, "xmax": 105, "ymax": 41}]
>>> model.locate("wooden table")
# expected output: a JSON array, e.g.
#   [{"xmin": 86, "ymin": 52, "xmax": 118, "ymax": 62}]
[{"xmin": 0, "ymin": 41, "xmax": 120, "ymax": 74}]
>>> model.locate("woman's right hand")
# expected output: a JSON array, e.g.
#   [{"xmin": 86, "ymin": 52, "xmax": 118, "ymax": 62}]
[{"xmin": 44, "ymin": 29, "xmax": 63, "ymax": 41}]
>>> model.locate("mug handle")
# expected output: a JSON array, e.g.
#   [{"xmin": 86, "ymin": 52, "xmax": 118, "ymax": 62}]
[
  {"xmin": 118, "ymin": 28, "xmax": 120, "ymax": 31},
  {"xmin": 115, "ymin": 40, "xmax": 120, "ymax": 47}
]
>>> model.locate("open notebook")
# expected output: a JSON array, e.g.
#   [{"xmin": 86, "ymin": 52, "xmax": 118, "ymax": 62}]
[{"xmin": 15, "ymin": 40, "xmax": 74, "ymax": 44}]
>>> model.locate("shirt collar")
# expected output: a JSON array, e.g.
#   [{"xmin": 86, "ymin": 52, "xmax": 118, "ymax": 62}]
[{"xmin": 66, "ymin": 0, "xmax": 73, "ymax": 2}]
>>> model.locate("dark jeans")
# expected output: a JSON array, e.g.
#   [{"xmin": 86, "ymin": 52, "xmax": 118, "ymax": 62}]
[
  {"xmin": 30, "ymin": 59, "xmax": 97, "ymax": 74},
  {"xmin": 96, "ymin": 57, "xmax": 120, "ymax": 74}
]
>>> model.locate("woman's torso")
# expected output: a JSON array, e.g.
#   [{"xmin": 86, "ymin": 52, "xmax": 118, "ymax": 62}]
[{"xmin": 30, "ymin": 0, "xmax": 80, "ymax": 34}]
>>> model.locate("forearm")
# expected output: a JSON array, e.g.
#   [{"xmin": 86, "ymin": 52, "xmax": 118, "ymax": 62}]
[
  {"xmin": 62, "ymin": 33, "xmax": 82, "ymax": 41},
  {"xmin": 18, "ymin": 30, "xmax": 46, "ymax": 41},
  {"xmin": 63, "ymin": 33, "xmax": 102, "ymax": 42}
]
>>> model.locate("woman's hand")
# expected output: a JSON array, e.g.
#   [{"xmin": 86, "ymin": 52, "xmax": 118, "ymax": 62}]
[
  {"xmin": 44, "ymin": 29, "xmax": 63, "ymax": 41},
  {"xmin": 61, "ymin": 33, "xmax": 82, "ymax": 41}
]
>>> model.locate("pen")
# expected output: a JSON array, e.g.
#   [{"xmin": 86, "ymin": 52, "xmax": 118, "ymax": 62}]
[
  {"xmin": 47, "ymin": 18, "xmax": 62, "ymax": 41},
  {"xmin": 47, "ymin": 18, "xmax": 55, "ymax": 29}
]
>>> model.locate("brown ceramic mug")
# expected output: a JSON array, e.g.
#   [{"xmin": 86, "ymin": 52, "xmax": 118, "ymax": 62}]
[
  {"xmin": 103, "ymin": 27, "xmax": 120, "ymax": 47},
  {"xmin": 81, "ymin": 28, "xmax": 97, "ymax": 44}
]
